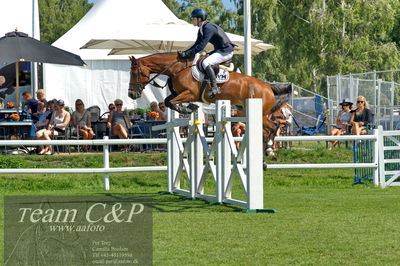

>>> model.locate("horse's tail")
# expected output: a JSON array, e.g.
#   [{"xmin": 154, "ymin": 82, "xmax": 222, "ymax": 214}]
[{"xmin": 269, "ymin": 82, "xmax": 292, "ymax": 114}]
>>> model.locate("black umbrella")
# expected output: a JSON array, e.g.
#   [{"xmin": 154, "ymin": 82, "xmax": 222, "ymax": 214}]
[{"xmin": 0, "ymin": 30, "xmax": 86, "ymax": 109}]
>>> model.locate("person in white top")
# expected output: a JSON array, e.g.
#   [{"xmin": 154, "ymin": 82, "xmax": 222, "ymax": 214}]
[{"xmin": 36, "ymin": 100, "xmax": 71, "ymax": 155}]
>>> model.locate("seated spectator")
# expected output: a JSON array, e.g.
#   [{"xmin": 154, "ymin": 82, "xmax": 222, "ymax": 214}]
[
  {"xmin": 36, "ymin": 100, "xmax": 71, "ymax": 155},
  {"xmin": 269, "ymin": 103, "xmax": 292, "ymax": 149},
  {"xmin": 158, "ymin": 102, "xmax": 167, "ymax": 120},
  {"xmin": 329, "ymin": 98, "xmax": 353, "ymax": 149},
  {"xmin": 129, "ymin": 109, "xmax": 141, "ymax": 120},
  {"xmin": 36, "ymin": 89, "xmax": 47, "ymax": 110},
  {"xmin": 350, "ymin": 96, "xmax": 374, "ymax": 135},
  {"xmin": 22, "ymin": 91, "xmax": 39, "ymax": 121},
  {"xmin": 231, "ymin": 109, "xmax": 246, "ymax": 149},
  {"xmin": 72, "ymin": 99, "xmax": 95, "ymax": 151},
  {"xmin": 107, "ymin": 99, "xmax": 131, "ymax": 145},
  {"xmin": 100, "ymin": 103, "xmax": 116, "ymax": 122},
  {"xmin": 35, "ymin": 99, "xmax": 55, "ymax": 130}
]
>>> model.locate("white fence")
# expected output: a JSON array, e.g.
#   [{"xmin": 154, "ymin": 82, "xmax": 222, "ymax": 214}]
[{"xmin": 0, "ymin": 117, "xmax": 398, "ymax": 209}]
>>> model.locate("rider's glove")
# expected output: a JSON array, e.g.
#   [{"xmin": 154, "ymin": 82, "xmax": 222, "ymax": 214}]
[{"xmin": 178, "ymin": 51, "xmax": 188, "ymax": 58}]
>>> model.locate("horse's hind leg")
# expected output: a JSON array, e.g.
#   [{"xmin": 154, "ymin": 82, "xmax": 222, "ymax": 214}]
[{"xmin": 263, "ymin": 116, "xmax": 278, "ymax": 158}]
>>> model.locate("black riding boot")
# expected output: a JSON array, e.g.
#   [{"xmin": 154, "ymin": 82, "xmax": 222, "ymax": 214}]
[{"xmin": 205, "ymin": 65, "xmax": 220, "ymax": 98}]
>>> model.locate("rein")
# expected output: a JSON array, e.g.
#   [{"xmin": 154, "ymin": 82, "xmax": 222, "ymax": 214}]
[{"xmin": 130, "ymin": 58, "xmax": 193, "ymax": 90}]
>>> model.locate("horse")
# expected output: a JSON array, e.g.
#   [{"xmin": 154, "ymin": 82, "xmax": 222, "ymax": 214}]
[{"xmin": 128, "ymin": 52, "xmax": 291, "ymax": 150}]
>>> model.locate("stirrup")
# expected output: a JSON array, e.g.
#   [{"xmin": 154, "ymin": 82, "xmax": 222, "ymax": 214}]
[{"xmin": 207, "ymin": 87, "xmax": 220, "ymax": 98}]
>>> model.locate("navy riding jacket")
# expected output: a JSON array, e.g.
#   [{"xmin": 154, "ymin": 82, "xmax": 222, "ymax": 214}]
[{"xmin": 184, "ymin": 22, "xmax": 235, "ymax": 57}]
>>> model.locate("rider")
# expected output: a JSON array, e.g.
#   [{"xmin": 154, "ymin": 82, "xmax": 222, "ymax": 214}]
[{"xmin": 178, "ymin": 8, "xmax": 236, "ymax": 98}]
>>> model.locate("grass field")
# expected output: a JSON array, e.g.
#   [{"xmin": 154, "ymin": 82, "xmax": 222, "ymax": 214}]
[{"xmin": 1, "ymin": 144, "xmax": 400, "ymax": 265}]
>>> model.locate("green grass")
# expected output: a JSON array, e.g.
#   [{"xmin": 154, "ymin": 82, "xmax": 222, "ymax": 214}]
[{"xmin": 0, "ymin": 144, "xmax": 399, "ymax": 265}]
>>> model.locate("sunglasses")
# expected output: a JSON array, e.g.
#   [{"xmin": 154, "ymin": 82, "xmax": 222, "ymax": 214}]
[
  {"xmin": 342, "ymin": 104, "xmax": 350, "ymax": 107},
  {"xmin": 357, "ymin": 101, "xmax": 364, "ymax": 104},
  {"xmin": 76, "ymin": 103, "xmax": 83, "ymax": 106},
  {"xmin": 116, "ymin": 104, "xmax": 123, "ymax": 106},
  {"xmin": 110, "ymin": 107, "xmax": 116, "ymax": 110}
]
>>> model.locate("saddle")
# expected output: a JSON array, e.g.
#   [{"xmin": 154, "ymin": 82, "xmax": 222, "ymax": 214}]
[{"xmin": 191, "ymin": 53, "xmax": 233, "ymax": 84}]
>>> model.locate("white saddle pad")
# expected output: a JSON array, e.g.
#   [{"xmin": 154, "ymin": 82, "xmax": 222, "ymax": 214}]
[{"xmin": 192, "ymin": 53, "xmax": 230, "ymax": 84}]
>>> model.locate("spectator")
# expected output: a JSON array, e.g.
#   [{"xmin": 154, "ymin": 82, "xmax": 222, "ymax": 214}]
[
  {"xmin": 36, "ymin": 89, "xmax": 47, "ymax": 110},
  {"xmin": 0, "ymin": 76, "xmax": 5, "ymax": 86},
  {"xmin": 231, "ymin": 109, "xmax": 245, "ymax": 149},
  {"xmin": 350, "ymin": 96, "xmax": 374, "ymax": 135},
  {"xmin": 329, "ymin": 98, "xmax": 353, "ymax": 149},
  {"xmin": 22, "ymin": 91, "xmax": 39, "ymax": 121},
  {"xmin": 129, "ymin": 109, "xmax": 141, "ymax": 120},
  {"xmin": 35, "ymin": 99, "xmax": 55, "ymax": 130},
  {"xmin": 36, "ymin": 100, "xmax": 71, "ymax": 155},
  {"xmin": 150, "ymin": 101, "xmax": 159, "ymax": 113},
  {"xmin": 269, "ymin": 103, "xmax": 292, "ymax": 149},
  {"xmin": 158, "ymin": 102, "xmax": 167, "ymax": 120},
  {"xmin": 72, "ymin": 99, "xmax": 95, "ymax": 151},
  {"xmin": 107, "ymin": 99, "xmax": 131, "ymax": 146},
  {"xmin": 100, "ymin": 103, "xmax": 116, "ymax": 122}
]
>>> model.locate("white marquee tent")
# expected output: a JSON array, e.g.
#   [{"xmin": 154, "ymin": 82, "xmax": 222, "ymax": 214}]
[{"xmin": 44, "ymin": 0, "xmax": 273, "ymax": 113}]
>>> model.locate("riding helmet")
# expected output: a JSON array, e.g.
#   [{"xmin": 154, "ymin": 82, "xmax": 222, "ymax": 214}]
[{"xmin": 191, "ymin": 8, "xmax": 208, "ymax": 21}]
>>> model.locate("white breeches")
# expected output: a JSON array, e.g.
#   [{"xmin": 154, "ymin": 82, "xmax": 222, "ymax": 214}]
[{"xmin": 202, "ymin": 51, "xmax": 233, "ymax": 69}]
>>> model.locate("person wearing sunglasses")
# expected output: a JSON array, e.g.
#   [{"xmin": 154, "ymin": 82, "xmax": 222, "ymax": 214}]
[
  {"xmin": 350, "ymin": 96, "xmax": 374, "ymax": 135},
  {"xmin": 72, "ymin": 99, "xmax": 95, "ymax": 151},
  {"xmin": 329, "ymin": 98, "xmax": 353, "ymax": 149},
  {"xmin": 107, "ymin": 99, "xmax": 132, "ymax": 150}
]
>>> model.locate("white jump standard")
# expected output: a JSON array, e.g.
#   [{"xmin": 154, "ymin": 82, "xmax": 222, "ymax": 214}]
[{"xmin": 153, "ymin": 99, "xmax": 276, "ymax": 212}]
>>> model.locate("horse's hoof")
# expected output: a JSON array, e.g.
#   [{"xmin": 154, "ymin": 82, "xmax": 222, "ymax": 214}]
[
  {"xmin": 187, "ymin": 103, "xmax": 199, "ymax": 111},
  {"xmin": 263, "ymin": 162, "xmax": 267, "ymax": 171}
]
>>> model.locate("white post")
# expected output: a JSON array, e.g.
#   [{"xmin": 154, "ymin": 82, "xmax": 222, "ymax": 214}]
[
  {"xmin": 221, "ymin": 102, "xmax": 232, "ymax": 200},
  {"xmin": 103, "ymin": 136, "xmax": 110, "ymax": 191},
  {"xmin": 377, "ymin": 125, "xmax": 385, "ymax": 187},
  {"xmin": 194, "ymin": 104, "xmax": 204, "ymax": 197},
  {"xmin": 373, "ymin": 127, "xmax": 381, "ymax": 187},
  {"xmin": 167, "ymin": 108, "xmax": 180, "ymax": 193},
  {"xmin": 216, "ymin": 100, "xmax": 230, "ymax": 203},
  {"xmin": 244, "ymin": 0, "xmax": 252, "ymax": 76},
  {"xmin": 245, "ymin": 99, "xmax": 264, "ymax": 210}
]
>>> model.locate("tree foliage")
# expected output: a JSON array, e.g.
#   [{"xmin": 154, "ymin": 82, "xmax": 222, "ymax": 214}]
[
  {"xmin": 164, "ymin": 0, "xmax": 400, "ymax": 94},
  {"xmin": 39, "ymin": 0, "xmax": 93, "ymax": 44}
]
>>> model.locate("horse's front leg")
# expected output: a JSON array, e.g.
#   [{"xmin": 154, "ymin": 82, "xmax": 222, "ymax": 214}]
[{"xmin": 168, "ymin": 90, "xmax": 198, "ymax": 114}]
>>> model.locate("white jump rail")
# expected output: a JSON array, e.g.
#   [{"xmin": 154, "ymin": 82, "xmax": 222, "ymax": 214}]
[{"xmin": 270, "ymin": 131, "xmax": 380, "ymax": 186}]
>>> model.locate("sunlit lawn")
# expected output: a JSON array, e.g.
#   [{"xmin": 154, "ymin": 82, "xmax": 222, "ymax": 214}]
[{"xmin": 0, "ymin": 143, "xmax": 399, "ymax": 265}]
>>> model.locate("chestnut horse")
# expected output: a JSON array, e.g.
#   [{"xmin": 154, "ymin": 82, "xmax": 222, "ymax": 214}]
[{"xmin": 128, "ymin": 52, "xmax": 291, "ymax": 141}]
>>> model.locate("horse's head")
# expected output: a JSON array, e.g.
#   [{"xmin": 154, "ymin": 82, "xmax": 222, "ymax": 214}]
[{"xmin": 128, "ymin": 56, "xmax": 151, "ymax": 100}]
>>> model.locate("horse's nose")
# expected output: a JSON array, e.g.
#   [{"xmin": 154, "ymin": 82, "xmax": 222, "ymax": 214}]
[{"xmin": 128, "ymin": 90, "xmax": 139, "ymax": 100}]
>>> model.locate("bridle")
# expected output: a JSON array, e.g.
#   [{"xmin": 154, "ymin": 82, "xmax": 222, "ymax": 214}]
[{"xmin": 130, "ymin": 58, "xmax": 192, "ymax": 91}]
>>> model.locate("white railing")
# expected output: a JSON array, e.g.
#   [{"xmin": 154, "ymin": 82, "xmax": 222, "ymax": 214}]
[{"xmin": 0, "ymin": 126, "xmax": 397, "ymax": 189}]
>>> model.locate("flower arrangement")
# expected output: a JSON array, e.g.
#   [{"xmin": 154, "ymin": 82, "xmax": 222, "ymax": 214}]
[
  {"xmin": 9, "ymin": 113, "xmax": 20, "ymax": 121},
  {"xmin": 6, "ymin": 102, "xmax": 15, "ymax": 109},
  {"xmin": 146, "ymin": 111, "xmax": 159, "ymax": 120}
]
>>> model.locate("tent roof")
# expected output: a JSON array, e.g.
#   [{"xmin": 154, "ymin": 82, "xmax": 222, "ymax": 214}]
[
  {"xmin": 55, "ymin": 0, "xmax": 273, "ymax": 60},
  {"xmin": 53, "ymin": 0, "xmax": 188, "ymax": 60},
  {"xmin": 0, "ymin": 0, "xmax": 39, "ymax": 38}
]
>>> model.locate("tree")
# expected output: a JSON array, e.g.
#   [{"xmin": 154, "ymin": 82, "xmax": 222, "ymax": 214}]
[{"xmin": 39, "ymin": 0, "xmax": 93, "ymax": 44}]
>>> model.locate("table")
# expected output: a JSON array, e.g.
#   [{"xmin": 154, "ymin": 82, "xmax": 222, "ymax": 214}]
[
  {"xmin": 134, "ymin": 120, "xmax": 166, "ymax": 151},
  {"xmin": 0, "ymin": 120, "xmax": 35, "ymax": 139},
  {"xmin": 0, "ymin": 109, "xmax": 21, "ymax": 114}
]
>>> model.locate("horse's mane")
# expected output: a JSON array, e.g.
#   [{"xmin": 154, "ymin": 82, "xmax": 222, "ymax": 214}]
[{"xmin": 139, "ymin": 52, "xmax": 177, "ymax": 60}]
